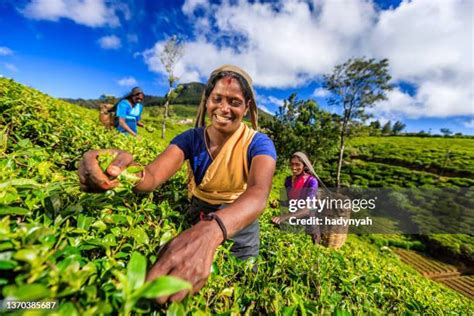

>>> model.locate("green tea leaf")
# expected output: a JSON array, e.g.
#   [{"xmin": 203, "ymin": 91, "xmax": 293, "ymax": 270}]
[
  {"xmin": 140, "ymin": 276, "xmax": 192, "ymax": 299},
  {"xmin": 14, "ymin": 249, "xmax": 39, "ymax": 263},
  {"xmin": 167, "ymin": 302, "xmax": 186, "ymax": 316},
  {"xmin": 4, "ymin": 283, "xmax": 51, "ymax": 300},
  {"xmin": 102, "ymin": 234, "xmax": 117, "ymax": 247},
  {"xmin": 131, "ymin": 227, "xmax": 149, "ymax": 245},
  {"xmin": 0, "ymin": 260, "xmax": 17, "ymax": 270},
  {"xmin": 0, "ymin": 206, "xmax": 30, "ymax": 215},
  {"xmin": 127, "ymin": 252, "xmax": 147, "ymax": 291},
  {"xmin": 98, "ymin": 151, "xmax": 118, "ymax": 173}
]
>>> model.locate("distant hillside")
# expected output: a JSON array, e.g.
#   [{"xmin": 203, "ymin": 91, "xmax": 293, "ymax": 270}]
[
  {"xmin": 175, "ymin": 82, "xmax": 205, "ymax": 105},
  {"xmin": 62, "ymin": 82, "xmax": 206, "ymax": 109}
]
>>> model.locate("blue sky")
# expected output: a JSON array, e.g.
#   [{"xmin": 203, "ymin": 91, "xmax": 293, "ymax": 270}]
[{"xmin": 0, "ymin": 0, "xmax": 473, "ymax": 134}]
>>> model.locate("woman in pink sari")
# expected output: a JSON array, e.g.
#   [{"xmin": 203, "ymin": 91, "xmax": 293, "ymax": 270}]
[{"xmin": 272, "ymin": 152, "xmax": 320, "ymax": 242}]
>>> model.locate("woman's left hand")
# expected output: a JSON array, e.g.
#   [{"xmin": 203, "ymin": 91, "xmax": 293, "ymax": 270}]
[
  {"xmin": 146, "ymin": 220, "xmax": 224, "ymax": 303},
  {"xmin": 271, "ymin": 216, "xmax": 282, "ymax": 224}
]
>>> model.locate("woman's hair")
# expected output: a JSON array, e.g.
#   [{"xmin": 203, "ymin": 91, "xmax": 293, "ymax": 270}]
[
  {"xmin": 124, "ymin": 87, "xmax": 143, "ymax": 100},
  {"xmin": 203, "ymin": 71, "xmax": 253, "ymax": 106},
  {"xmin": 195, "ymin": 65, "xmax": 258, "ymax": 129}
]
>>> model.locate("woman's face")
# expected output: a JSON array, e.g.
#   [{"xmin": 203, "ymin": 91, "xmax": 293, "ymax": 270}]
[
  {"xmin": 130, "ymin": 93, "xmax": 144, "ymax": 105},
  {"xmin": 206, "ymin": 77, "xmax": 249, "ymax": 135},
  {"xmin": 290, "ymin": 157, "xmax": 305, "ymax": 176}
]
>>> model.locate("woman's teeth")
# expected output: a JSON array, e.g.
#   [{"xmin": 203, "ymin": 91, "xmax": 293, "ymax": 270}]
[{"xmin": 215, "ymin": 114, "xmax": 231, "ymax": 122}]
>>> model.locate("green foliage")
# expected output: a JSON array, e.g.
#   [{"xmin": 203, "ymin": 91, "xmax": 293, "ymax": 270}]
[
  {"xmin": 160, "ymin": 36, "xmax": 184, "ymax": 87},
  {"xmin": 391, "ymin": 121, "xmax": 406, "ymax": 135},
  {"xmin": 261, "ymin": 93, "xmax": 339, "ymax": 166},
  {"xmin": 324, "ymin": 57, "xmax": 393, "ymax": 188},
  {"xmin": 368, "ymin": 120, "xmax": 382, "ymax": 136},
  {"xmin": 100, "ymin": 94, "xmax": 118, "ymax": 105},
  {"xmin": 324, "ymin": 58, "xmax": 393, "ymax": 121},
  {"xmin": 440, "ymin": 128, "xmax": 453, "ymax": 136},
  {"xmin": 381, "ymin": 121, "xmax": 392, "ymax": 135},
  {"xmin": 1, "ymin": 78, "xmax": 473, "ymax": 314}
]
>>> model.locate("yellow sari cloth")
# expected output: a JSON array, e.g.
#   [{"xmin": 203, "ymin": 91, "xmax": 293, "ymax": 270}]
[{"xmin": 188, "ymin": 123, "xmax": 257, "ymax": 205}]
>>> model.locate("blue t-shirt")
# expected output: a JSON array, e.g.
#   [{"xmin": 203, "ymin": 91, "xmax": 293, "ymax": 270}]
[
  {"xmin": 115, "ymin": 99, "xmax": 143, "ymax": 134},
  {"xmin": 171, "ymin": 127, "xmax": 277, "ymax": 185}
]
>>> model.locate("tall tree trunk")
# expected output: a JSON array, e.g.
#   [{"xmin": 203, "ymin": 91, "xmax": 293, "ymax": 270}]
[
  {"xmin": 164, "ymin": 87, "xmax": 172, "ymax": 119},
  {"xmin": 164, "ymin": 100, "xmax": 169, "ymax": 118},
  {"xmin": 336, "ymin": 123, "xmax": 347, "ymax": 190},
  {"xmin": 161, "ymin": 120, "xmax": 166, "ymax": 139},
  {"xmin": 161, "ymin": 88, "xmax": 172, "ymax": 139}
]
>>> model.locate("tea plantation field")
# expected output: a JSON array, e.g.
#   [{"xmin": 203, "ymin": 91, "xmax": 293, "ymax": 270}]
[
  {"xmin": 343, "ymin": 137, "xmax": 474, "ymax": 267},
  {"xmin": 1, "ymin": 78, "xmax": 473, "ymax": 314}
]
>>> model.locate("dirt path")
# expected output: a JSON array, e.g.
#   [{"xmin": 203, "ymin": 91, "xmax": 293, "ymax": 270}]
[{"xmin": 395, "ymin": 249, "xmax": 473, "ymax": 300}]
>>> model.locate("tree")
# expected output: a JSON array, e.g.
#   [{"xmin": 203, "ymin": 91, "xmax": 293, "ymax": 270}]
[
  {"xmin": 369, "ymin": 120, "xmax": 381, "ymax": 129},
  {"xmin": 440, "ymin": 128, "xmax": 453, "ymax": 137},
  {"xmin": 381, "ymin": 121, "xmax": 392, "ymax": 135},
  {"xmin": 261, "ymin": 93, "xmax": 339, "ymax": 169},
  {"xmin": 160, "ymin": 36, "xmax": 184, "ymax": 139},
  {"xmin": 392, "ymin": 120, "xmax": 406, "ymax": 135},
  {"xmin": 369, "ymin": 120, "xmax": 382, "ymax": 136},
  {"xmin": 323, "ymin": 58, "xmax": 393, "ymax": 188}
]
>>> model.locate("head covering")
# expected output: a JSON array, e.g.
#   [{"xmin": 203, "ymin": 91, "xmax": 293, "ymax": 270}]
[
  {"xmin": 126, "ymin": 87, "xmax": 144, "ymax": 98},
  {"xmin": 195, "ymin": 65, "xmax": 258, "ymax": 129}
]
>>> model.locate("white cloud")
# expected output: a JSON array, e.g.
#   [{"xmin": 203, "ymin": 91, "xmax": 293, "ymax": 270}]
[
  {"xmin": 98, "ymin": 35, "xmax": 121, "ymax": 50},
  {"xmin": 312, "ymin": 87, "xmax": 330, "ymax": 98},
  {"xmin": 117, "ymin": 76, "xmax": 138, "ymax": 87},
  {"xmin": 0, "ymin": 47, "xmax": 13, "ymax": 56},
  {"xmin": 4, "ymin": 63, "xmax": 18, "ymax": 72},
  {"xmin": 142, "ymin": 0, "xmax": 472, "ymax": 119},
  {"xmin": 21, "ymin": 0, "xmax": 122, "ymax": 27},
  {"xmin": 367, "ymin": 0, "xmax": 473, "ymax": 119},
  {"xmin": 258, "ymin": 105, "xmax": 272, "ymax": 114},
  {"xmin": 182, "ymin": 0, "xmax": 209, "ymax": 16},
  {"xmin": 463, "ymin": 119, "xmax": 474, "ymax": 129},
  {"xmin": 267, "ymin": 96, "xmax": 284, "ymax": 108},
  {"xmin": 257, "ymin": 95, "xmax": 284, "ymax": 114}
]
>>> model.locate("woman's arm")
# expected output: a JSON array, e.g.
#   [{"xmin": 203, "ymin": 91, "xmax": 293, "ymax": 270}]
[
  {"xmin": 146, "ymin": 155, "xmax": 276, "ymax": 303},
  {"xmin": 213, "ymin": 155, "xmax": 276, "ymax": 236},
  {"xmin": 118, "ymin": 117, "xmax": 136, "ymax": 136},
  {"xmin": 134, "ymin": 145, "xmax": 185, "ymax": 192}
]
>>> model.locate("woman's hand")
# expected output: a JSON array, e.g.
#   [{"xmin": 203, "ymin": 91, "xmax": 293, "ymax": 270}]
[
  {"xmin": 271, "ymin": 215, "xmax": 288, "ymax": 225},
  {"xmin": 146, "ymin": 220, "xmax": 224, "ymax": 303},
  {"xmin": 271, "ymin": 216, "xmax": 281, "ymax": 225},
  {"xmin": 78, "ymin": 149, "xmax": 134, "ymax": 192}
]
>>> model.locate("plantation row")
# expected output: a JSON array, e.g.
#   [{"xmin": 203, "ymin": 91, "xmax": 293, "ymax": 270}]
[
  {"xmin": 339, "ymin": 141, "xmax": 474, "ymax": 266},
  {"xmin": 1, "ymin": 78, "xmax": 473, "ymax": 314},
  {"xmin": 348, "ymin": 136, "xmax": 474, "ymax": 178}
]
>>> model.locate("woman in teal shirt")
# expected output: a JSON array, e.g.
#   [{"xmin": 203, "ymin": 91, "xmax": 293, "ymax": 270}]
[{"xmin": 116, "ymin": 87, "xmax": 145, "ymax": 136}]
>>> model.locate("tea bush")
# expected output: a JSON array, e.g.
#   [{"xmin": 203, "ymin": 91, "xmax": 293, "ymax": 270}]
[{"xmin": 1, "ymin": 78, "xmax": 473, "ymax": 314}]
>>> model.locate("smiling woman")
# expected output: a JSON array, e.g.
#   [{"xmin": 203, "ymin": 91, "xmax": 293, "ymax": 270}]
[{"xmin": 78, "ymin": 65, "xmax": 277, "ymax": 303}]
